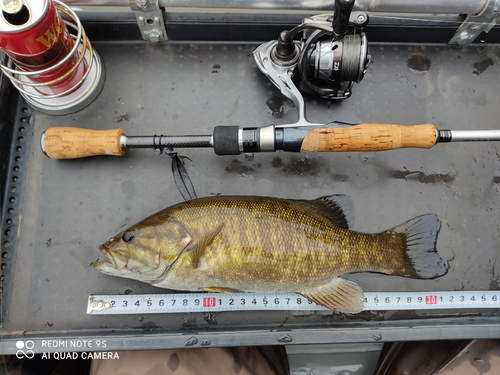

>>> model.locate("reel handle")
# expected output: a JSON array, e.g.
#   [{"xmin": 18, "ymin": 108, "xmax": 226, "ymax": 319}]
[
  {"xmin": 300, "ymin": 123, "xmax": 438, "ymax": 152},
  {"xmin": 333, "ymin": 0, "xmax": 355, "ymax": 39},
  {"xmin": 41, "ymin": 127, "xmax": 125, "ymax": 159}
]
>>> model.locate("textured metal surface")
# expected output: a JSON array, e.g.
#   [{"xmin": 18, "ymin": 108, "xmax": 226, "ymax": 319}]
[
  {"xmin": 2, "ymin": 42, "xmax": 500, "ymax": 346},
  {"xmin": 0, "ymin": 98, "xmax": 33, "ymax": 324}
]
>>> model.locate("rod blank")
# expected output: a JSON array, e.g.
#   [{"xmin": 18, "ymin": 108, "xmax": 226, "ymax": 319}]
[
  {"xmin": 446, "ymin": 130, "xmax": 500, "ymax": 142},
  {"xmin": 125, "ymin": 135, "xmax": 212, "ymax": 149}
]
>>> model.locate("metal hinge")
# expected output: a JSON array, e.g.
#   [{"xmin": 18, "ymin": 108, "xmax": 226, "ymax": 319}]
[
  {"xmin": 449, "ymin": 0, "xmax": 500, "ymax": 45},
  {"xmin": 129, "ymin": 0, "xmax": 168, "ymax": 43}
]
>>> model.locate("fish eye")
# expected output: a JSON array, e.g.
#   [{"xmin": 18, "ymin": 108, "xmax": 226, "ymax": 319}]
[{"xmin": 122, "ymin": 231, "xmax": 135, "ymax": 243}]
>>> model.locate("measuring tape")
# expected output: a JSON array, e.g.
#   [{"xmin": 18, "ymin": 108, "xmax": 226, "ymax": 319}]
[{"xmin": 87, "ymin": 290, "xmax": 500, "ymax": 315}]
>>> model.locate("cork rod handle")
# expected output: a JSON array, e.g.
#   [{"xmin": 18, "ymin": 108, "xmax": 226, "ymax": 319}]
[
  {"xmin": 300, "ymin": 123, "xmax": 438, "ymax": 152},
  {"xmin": 41, "ymin": 127, "xmax": 125, "ymax": 159}
]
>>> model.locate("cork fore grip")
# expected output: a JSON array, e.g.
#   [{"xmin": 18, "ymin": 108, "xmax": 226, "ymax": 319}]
[
  {"xmin": 42, "ymin": 127, "xmax": 125, "ymax": 159},
  {"xmin": 300, "ymin": 123, "xmax": 438, "ymax": 152}
]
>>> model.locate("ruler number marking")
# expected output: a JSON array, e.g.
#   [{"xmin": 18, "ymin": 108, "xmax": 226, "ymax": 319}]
[
  {"xmin": 425, "ymin": 295, "xmax": 437, "ymax": 305},
  {"xmin": 203, "ymin": 297, "xmax": 217, "ymax": 307}
]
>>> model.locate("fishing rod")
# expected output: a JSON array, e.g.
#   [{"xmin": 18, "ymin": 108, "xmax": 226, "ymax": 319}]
[
  {"xmin": 40, "ymin": 0, "xmax": 500, "ymax": 159},
  {"xmin": 41, "ymin": 123, "xmax": 500, "ymax": 159}
]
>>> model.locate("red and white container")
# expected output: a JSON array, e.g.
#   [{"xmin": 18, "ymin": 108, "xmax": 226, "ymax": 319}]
[{"xmin": 0, "ymin": 0, "xmax": 104, "ymax": 114}]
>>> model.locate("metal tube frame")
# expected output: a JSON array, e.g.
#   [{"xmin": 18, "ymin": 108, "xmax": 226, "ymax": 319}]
[
  {"xmin": 63, "ymin": 0, "xmax": 487, "ymax": 14},
  {"xmin": 63, "ymin": 0, "xmax": 495, "ymax": 44}
]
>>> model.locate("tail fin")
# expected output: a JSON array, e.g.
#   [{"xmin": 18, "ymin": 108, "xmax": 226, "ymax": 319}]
[{"xmin": 389, "ymin": 213, "xmax": 448, "ymax": 279}]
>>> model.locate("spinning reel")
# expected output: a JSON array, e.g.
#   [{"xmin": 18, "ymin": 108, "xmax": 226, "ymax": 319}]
[{"xmin": 254, "ymin": 0, "xmax": 370, "ymax": 124}]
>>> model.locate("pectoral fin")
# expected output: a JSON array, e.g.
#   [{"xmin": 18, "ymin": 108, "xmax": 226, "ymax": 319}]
[
  {"xmin": 160, "ymin": 219, "xmax": 193, "ymax": 265},
  {"xmin": 202, "ymin": 287, "xmax": 241, "ymax": 293},
  {"xmin": 189, "ymin": 223, "xmax": 225, "ymax": 268},
  {"xmin": 300, "ymin": 278, "xmax": 364, "ymax": 313}
]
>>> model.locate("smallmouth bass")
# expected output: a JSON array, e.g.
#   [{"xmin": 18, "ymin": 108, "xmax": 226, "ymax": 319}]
[{"xmin": 94, "ymin": 195, "xmax": 447, "ymax": 313}]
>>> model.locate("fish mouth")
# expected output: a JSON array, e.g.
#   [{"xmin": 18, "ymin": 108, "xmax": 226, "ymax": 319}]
[
  {"xmin": 94, "ymin": 244, "xmax": 117, "ymax": 269},
  {"xmin": 94, "ymin": 243, "xmax": 129, "ymax": 271}
]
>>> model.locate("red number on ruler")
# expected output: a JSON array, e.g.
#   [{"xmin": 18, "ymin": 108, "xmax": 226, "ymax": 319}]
[
  {"xmin": 203, "ymin": 297, "xmax": 217, "ymax": 307},
  {"xmin": 425, "ymin": 295, "xmax": 437, "ymax": 304}
]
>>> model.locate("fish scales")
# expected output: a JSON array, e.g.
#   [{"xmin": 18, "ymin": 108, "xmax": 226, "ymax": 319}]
[
  {"xmin": 170, "ymin": 199, "xmax": 363, "ymax": 287},
  {"xmin": 94, "ymin": 195, "xmax": 448, "ymax": 313}
]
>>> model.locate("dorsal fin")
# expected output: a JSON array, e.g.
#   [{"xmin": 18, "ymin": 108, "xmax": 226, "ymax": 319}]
[{"xmin": 290, "ymin": 194, "xmax": 354, "ymax": 229}]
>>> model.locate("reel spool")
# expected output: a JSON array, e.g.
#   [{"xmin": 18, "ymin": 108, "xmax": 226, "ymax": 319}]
[
  {"xmin": 0, "ymin": 0, "xmax": 104, "ymax": 115},
  {"xmin": 299, "ymin": 31, "xmax": 369, "ymax": 99}
]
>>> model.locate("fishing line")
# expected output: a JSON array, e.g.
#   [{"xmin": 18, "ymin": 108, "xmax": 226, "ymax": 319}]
[
  {"xmin": 340, "ymin": 34, "xmax": 362, "ymax": 82},
  {"xmin": 298, "ymin": 30, "xmax": 363, "ymax": 98}
]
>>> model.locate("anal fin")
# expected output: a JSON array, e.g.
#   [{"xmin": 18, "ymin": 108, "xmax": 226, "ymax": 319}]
[
  {"xmin": 300, "ymin": 278, "xmax": 364, "ymax": 313},
  {"xmin": 202, "ymin": 287, "xmax": 241, "ymax": 293}
]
